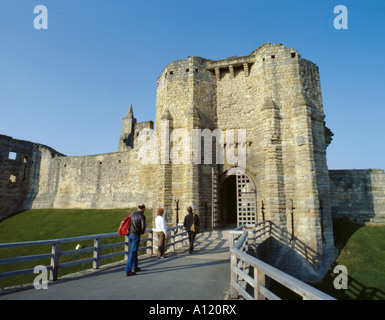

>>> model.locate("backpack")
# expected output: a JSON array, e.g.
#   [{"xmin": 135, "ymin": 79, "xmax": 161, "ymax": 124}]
[
  {"xmin": 190, "ymin": 214, "xmax": 200, "ymax": 234},
  {"xmin": 118, "ymin": 212, "xmax": 134, "ymax": 235}
]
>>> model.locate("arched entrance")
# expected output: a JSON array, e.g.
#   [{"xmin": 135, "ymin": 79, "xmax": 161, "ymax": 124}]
[
  {"xmin": 220, "ymin": 171, "xmax": 257, "ymax": 227},
  {"xmin": 221, "ymin": 175, "xmax": 237, "ymax": 225}
]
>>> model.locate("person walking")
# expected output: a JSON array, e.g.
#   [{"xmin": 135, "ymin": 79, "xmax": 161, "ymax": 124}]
[
  {"xmin": 153, "ymin": 208, "xmax": 168, "ymax": 259},
  {"xmin": 183, "ymin": 206, "xmax": 200, "ymax": 254},
  {"xmin": 125, "ymin": 204, "xmax": 146, "ymax": 276}
]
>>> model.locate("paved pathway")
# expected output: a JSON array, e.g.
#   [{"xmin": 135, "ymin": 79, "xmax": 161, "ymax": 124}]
[{"xmin": 0, "ymin": 229, "xmax": 231, "ymax": 300}]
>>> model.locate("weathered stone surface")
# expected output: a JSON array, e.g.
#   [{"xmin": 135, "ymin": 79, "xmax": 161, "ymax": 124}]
[
  {"xmin": 330, "ymin": 169, "xmax": 385, "ymax": 224},
  {"xmin": 0, "ymin": 134, "xmax": 64, "ymax": 220}
]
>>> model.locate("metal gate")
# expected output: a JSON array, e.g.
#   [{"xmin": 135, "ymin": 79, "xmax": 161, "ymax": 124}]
[
  {"xmin": 212, "ymin": 167, "xmax": 221, "ymax": 229},
  {"xmin": 236, "ymin": 173, "xmax": 257, "ymax": 227}
]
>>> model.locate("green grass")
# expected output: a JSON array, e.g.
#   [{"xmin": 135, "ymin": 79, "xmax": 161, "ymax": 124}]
[
  {"xmin": 0, "ymin": 208, "xmax": 152, "ymax": 289},
  {"xmin": 313, "ymin": 221, "xmax": 385, "ymax": 300}
]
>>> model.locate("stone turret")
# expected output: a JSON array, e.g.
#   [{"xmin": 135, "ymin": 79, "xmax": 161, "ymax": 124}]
[{"xmin": 118, "ymin": 104, "xmax": 136, "ymax": 152}]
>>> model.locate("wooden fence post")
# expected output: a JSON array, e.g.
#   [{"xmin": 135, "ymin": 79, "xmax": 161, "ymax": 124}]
[
  {"xmin": 93, "ymin": 238, "xmax": 101, "ymax": 269},
  {"xmin": 230, "ymin": 253, "xmax": 238, "ymax": 299},
  {"xmin": 254, "ymin": 267, "xmax": 265, "ymax": 300},
  {"xmin": 124, "ymin": 235, "xmax": 129, "ymax": 261},
  {"xmin": 171, "ymin": 229, "xmax": 175, "ymax": 252},
  {"xmin": 50, "ymin": 243, "xmax": 60, "ymax": 281},
  {"xmin": 147, "ymin": 230, "xmax": 153, "ymax": 255}
]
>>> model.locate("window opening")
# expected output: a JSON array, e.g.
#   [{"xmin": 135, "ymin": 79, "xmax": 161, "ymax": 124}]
[{"xmin": 8, "ymin": 152, "xmax": 17, "ymax": 160}]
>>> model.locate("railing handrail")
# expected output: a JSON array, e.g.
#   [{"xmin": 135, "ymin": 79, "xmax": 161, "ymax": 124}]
[
  {"xmin": 0, "ymin": 225, "xmax": 187, "ymax": 284},
  {"xmin": 231, "ymin": 229, "xmax": 248, "ymax": 250},
  {"xmin": 0, "ymin": 232, "xmax": 119, "ymax": 249},
  {"xmin": 229, "ymin": 223, "xmax": 336, "ymax": 300},
  {"xmin": 0, "ymin": 225, "xmax": 184, "ymax": 249}
]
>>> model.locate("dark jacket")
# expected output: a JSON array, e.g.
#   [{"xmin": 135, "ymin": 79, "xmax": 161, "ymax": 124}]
[
  {"xmin": 129, "ymin": 210, "xmax": 146, "ymax": 235},
  {"xmin": 184, "ymin": 213, "xmax": 199, "ymax": 232}
]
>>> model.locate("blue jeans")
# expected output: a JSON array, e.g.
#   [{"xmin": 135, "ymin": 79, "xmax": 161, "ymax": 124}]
[{"xmin": 125, "ymin": 234, "xmax": 140, "ymax": 274}]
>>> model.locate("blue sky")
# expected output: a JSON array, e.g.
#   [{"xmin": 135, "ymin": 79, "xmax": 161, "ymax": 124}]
[{"xmin": 1, "ymin": 0, "xmax": 384, "ymax": 170}]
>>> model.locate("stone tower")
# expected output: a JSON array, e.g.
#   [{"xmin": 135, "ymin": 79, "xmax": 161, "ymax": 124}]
[
  {"xmin": 118, "ymin": 104, "xmax": 137, "ymax": 152},
  {"xmin": 153, "ymin": 43, "xmax": 337, "ymax": 281},
  {"xmin": 154, "ymin": 56, "xmax": 217, "ymax": 227}
]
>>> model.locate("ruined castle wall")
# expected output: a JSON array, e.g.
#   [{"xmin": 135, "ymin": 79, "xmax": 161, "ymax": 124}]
[
  {"xmin": 0, "ymin": 134, "xmax": 155, "ymax": 219},
  {"xmin": 0, "ymin": 135, "xmax": 63, "ymax": 220},
  {"xmin": 0, "ymin": 135, "xmax": 34, "ymax": 219},
  {"xmin": 329, "ymin": 169, "xmax": 385, "ymax": 224},
  {"xmin": 30, "ymin": 147, "xmax": 155, "ymax": 211}
]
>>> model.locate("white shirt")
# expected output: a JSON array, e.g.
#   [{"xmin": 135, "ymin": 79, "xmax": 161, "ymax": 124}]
[{"xmin": 154, "ymin": 215, "xmax": 168, "ymax": 235}]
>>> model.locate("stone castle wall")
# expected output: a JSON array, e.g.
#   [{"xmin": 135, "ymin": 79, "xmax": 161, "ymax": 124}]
[
  {"xmin": 329, "ymin": 169, "xmax": 385, "ymax": 224},
  {"xmin": 31, "ymin": 151, "xmax": 155, "ymax": 210},
  {"xmin": 0, "ymin": 133, "xmax": 155, "ymax": 220},
  {"xmin": 0, "ymin": 134, "xmax": 64, "ymax": 220}
]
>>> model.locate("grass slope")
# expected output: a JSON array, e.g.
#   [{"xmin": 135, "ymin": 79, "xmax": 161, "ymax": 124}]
[
  {"xmin": 0, "ymin": 208, "xmax": 137, "ymax": 242},
  {"xmin": 314, "ymin": 221, "xmax": 385, "ymax": 300}
]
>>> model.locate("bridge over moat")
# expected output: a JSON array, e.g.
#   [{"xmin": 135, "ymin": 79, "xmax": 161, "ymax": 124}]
[
  {"xmin": 0, "ymin": 230, "xmax": 231, "ymax": 300},
  {"xmin": 0, "ymin": 224, "xmax": 335, "ymax": 301}
]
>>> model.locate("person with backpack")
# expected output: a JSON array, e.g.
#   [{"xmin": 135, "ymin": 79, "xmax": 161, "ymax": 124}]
[
  {"xmin": 125, "ymin": 204, "xmax": 146, "ymax": 276},
  {"xmin": 183, "ymin": 206, "xmax": 200, "ymax": 254}
]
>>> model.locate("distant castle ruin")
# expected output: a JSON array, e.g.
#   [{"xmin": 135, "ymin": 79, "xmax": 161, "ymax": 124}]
[{"xmin": 1, "ymin": 43, "xmax": 384, "ymax": 282}]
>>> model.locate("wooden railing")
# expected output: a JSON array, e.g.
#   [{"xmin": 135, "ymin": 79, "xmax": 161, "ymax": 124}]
[
  {"xmin": 229, "ymin": 221, "xmax": 336, "ymax": 300},
  {"xmin": 0, "ymin": 225, "xmax": 187, "ymax": 282}
]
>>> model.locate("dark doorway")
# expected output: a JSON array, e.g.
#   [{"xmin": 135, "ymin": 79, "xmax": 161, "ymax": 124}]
[{"xmin": 221, "ymin": 175, "xmax": 237, "ymax": 224}]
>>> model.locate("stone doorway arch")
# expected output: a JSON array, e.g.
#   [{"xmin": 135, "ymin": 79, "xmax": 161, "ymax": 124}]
[
  {"xmin": 221, "ymin": 175, "xmax": 237, "ymax": 225},
  {"xmin": 219, "ymin": 170, "xmax": 257, "ymax": 227}
]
